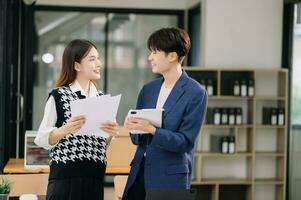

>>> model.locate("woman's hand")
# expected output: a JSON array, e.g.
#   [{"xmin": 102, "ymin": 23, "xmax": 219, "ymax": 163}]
[
  {"xmin": 124, "ymin": 117, "xmax": 156, "ymax": 135},
  {"xmin": 61, "ymin": 115, "xmax": 86, "ymax": 135},
  {"xmin": 49, "ymin": 115, "xmax": 85, "ymax": 145},
  {"xmin": 100, "ymin": 121, "xmax": 119, "ymax": 137}
]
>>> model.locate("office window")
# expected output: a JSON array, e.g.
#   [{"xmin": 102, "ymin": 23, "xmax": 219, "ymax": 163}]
[
  {"xmin": 32, "ymin": 10, "xmax": 179, "ymax": 128},
  {"xmin": 107, "ymin": 14, "xmax": 177, "ymax": 123},
  {"xmin": 188, "ymin": 5, "xmax": 201, "ymax": 66}
]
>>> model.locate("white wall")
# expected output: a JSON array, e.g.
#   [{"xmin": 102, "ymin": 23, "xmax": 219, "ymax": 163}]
[
  {"xmin": 187, "ymin": 0, "xmax": 200, "ymax": 8},
  {"xmin": 36, "ymin": 0, "xmax": 284, "ymax": 69},
  {"xmin": 201, "ymin": 0, "xmax": 283, "ymax": 68},
  {"xmin": 36, "ymin": 0, "xmax": 188, "ymax": 10}
]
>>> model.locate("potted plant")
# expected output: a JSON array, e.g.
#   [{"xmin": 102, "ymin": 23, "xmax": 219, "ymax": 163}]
[{"xmin": 0, "ymin": 177, "xmax": 12, "ymax": 200}]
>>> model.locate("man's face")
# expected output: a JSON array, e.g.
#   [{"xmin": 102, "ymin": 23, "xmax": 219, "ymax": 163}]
[{"xmin": 148, "ymin": 50, "xmax": 172, "ymax": 74}]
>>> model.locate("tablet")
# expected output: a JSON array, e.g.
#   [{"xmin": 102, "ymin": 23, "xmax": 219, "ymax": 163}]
[{"xmin": 127, "ymin": 109, "xmax": 164, "ymax": 133}]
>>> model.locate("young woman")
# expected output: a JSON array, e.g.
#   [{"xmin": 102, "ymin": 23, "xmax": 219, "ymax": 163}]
[{"xmin": 35, "ymin": 39, "xmax": 119, "ymax": 200}]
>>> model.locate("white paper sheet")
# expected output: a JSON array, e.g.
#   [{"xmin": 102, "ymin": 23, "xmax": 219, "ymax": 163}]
[{"xmin": 70, "ymin": 94, "xmax": 121, "ymax": 138}]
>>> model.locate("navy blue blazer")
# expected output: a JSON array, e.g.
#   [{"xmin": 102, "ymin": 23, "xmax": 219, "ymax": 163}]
[{"xmin": 123, "ymin": 72, "xmax": 208, "ymax": 197}]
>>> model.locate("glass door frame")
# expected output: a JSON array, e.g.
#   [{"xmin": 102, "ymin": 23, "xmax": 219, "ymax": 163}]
[{"xmin": 282, "ymin": 1, "xmax": 301, "ymax": 200}]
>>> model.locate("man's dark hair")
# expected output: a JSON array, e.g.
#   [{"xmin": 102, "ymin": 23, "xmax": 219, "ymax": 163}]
[{"xmin": 147, "ymin": 27, "xmax": 191, "ymax": 62}]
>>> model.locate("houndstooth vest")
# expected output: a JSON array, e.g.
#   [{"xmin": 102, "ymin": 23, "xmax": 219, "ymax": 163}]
[{"xmin": 48, "ymin": 86, "xmax": 107, "ymax": 179}]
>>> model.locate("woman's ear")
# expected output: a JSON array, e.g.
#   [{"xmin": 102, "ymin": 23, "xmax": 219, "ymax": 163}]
[{"xmin": 74, "ymin": 62, "xmax": 81, "ymax": 72}]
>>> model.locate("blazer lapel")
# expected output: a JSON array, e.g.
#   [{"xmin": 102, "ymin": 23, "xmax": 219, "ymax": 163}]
[{"xmin": 163, "ymin": 72, "xmax": 189, "ymax": 117}]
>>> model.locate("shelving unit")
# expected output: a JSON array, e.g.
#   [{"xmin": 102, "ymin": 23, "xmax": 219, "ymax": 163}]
[{"xmin": 184, "ymin": 67, "xmax": 288, "ymax": 200}]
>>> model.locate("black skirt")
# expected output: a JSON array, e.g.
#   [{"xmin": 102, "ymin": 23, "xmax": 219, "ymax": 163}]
[{"xmin": 46, "ymin": 177, "xmax": 104, "ymax": 200}]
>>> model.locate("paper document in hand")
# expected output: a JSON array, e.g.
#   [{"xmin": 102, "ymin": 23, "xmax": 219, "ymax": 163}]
[
  {"xmin": 70, "ymin": 94, "xmax": 121, "ymax": 138},
  {"xmin": 127, "ymin": 109, "xmax": 164, "ymax": 134}
]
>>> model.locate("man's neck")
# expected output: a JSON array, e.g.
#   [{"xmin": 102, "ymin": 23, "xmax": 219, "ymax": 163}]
[{"xmin": 162, "ymin": 64, "xmax": 182, "ymax": 88}]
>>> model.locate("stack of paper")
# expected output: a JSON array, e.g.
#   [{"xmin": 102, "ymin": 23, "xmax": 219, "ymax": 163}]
[{"xmin": 70, "ymin": 94, "xmax": 121, "ymax": 138}]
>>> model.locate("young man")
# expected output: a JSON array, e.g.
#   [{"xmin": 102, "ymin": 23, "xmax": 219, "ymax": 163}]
[{"xmin": 123, "ymin": 27, "xmax": 208, "ymax": 200}]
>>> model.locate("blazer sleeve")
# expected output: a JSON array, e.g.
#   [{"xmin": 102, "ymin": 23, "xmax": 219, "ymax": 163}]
[
  {"xmin": 150, "ymin": 90, "xmax": 208, "ymax": 153},
  {"xmin": 129, "ymin": 86, "xmax": 149, "ymax": 145}
]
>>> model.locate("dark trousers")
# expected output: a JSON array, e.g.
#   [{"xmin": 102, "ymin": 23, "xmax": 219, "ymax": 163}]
[
  {"xmin": 46, "ymin": 177, "xmax": 104, "ymax": 200},
  {"xmin": 123, "ymin": 159, "xmax": 146, "ymax": 200}
]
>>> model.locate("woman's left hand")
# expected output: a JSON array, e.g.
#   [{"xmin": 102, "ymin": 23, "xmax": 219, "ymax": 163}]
[{"xmin": 100, "ymin": 121, "xmax": 119, "ymax": 137}]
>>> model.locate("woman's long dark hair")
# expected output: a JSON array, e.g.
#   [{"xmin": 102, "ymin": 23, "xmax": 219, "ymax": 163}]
[{"xmin": 56, "ymin": 39, "xmax": 98, "ymax": 87}]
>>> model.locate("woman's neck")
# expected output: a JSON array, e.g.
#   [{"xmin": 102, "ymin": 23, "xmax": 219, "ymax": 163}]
[{"xmin": 76, "ymin": 77, "xmax": 90, "ymax": 96}]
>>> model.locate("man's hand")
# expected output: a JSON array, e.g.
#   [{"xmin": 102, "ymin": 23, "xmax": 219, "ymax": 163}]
[{"xmin": 124, "ymin": 117, "xmax": 156, "ymax": 135}]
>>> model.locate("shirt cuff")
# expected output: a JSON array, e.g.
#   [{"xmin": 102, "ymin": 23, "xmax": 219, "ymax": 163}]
[{"xmin": 34, "ymin": 127, "xmax": 58, "ymax": 150}]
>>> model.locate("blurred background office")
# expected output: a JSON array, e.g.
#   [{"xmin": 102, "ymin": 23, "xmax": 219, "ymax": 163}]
[{"xmin": 0, "ymin": 0, "xmax": 301, "ymax": 200}]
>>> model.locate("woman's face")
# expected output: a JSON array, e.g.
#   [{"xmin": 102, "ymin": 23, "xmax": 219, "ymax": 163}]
[{"xmin": 75, "ymin": 46, "xmax": 102, "ymax": 81}]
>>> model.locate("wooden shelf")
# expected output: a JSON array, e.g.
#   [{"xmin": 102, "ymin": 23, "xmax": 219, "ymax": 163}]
[
  {"xmin": 198, "ymin": 152, "xmax": 252, "ymax": 157},
  {"xmin": 196, "ymin": 179, "xmax": 252, "ymax": 185},
  {"xmin": 187, "ymin": 68, "xmax": 287, "ymax": 200},
  {"xmin": 203, "ymin": 124, "xmax": 253, "ymax": 129},
  {"xmin": 255, "ymin": 179, "xmax": 284, "ymax": 185},
  {"xmin": 208, "ymin": 96, "xmax": 253, "ymax": 100},
  {"xmin": 207, "ymin": 95, "xmax": 286, "ymax": 100},
  {"xmin": 256, "ymin": 124, "xmax": 286, "ymax": 129},
  {"xmin": 183, "ymin": 67, "xmax": 219, "ymax": 71},
  {"xmin": 255, "ymin": 96, "xmax": 286, "ymax": 101},
  {"xmin": 191, "ymin": 181, "xmax": 217, "ymax": 185},
  {"xmin": 183, "ymin": 67, "xmax": 288, "ymax": 73},
  {"xmin": 255, "ymin": 152, "xmax": 285, "ymax": 157}
]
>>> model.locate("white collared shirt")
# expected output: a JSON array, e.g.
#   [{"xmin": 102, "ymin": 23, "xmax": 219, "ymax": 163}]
[
  {"xmin": 156, "ymin": 82, "xmax": 173, "ymax": 109},
  {"xmin": 34, "ymin": 81, "xmax": 101, "ymax": 149}
]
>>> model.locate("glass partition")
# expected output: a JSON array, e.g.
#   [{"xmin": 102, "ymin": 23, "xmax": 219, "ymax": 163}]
[
  {"xmin": 289, "ymin": 3, "xmax": 301, "ymax": 200},
  {"xmin": 33, "ymin": 10, "xmax": 178, "ymax": 128}
]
